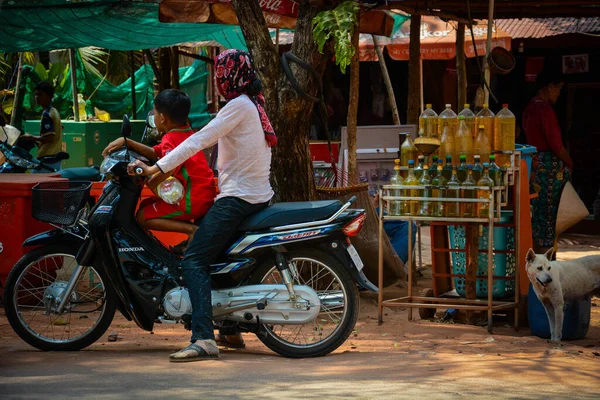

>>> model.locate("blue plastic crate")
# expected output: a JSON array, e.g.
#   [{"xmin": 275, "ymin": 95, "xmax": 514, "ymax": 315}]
[{"xmin": 449, "ymin": 211, "xmax": 515, "ymax": 299}]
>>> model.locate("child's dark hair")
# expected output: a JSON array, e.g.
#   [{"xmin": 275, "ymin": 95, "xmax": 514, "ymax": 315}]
[
  {"xmin": 245, "ymin": 78, "xmax": 263, "ymax": 96},
  {"xmin": 154, "ymin": 89, "xmax": 191, "ymax": 125},
  {"xmin": 35, "ymin": 81, "xmax": 54, "ymax": 98}
]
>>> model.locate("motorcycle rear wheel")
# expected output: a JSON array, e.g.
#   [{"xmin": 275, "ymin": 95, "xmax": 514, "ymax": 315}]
[
  {"xmin": 4, "ymin": 244, "xmax": 116, "ymax": 351},
  {"xmin": 250, "ymin": 249, "xmax": 359, "ymax": 358}
]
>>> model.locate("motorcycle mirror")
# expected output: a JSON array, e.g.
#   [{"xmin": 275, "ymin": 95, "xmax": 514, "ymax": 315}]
[
  {"xmin": 121, "ymin": 115, "xmax": 132, "ymax": 138},
  {"xmin": 147, "ymin": 112, "xmax": 156, "ymax": 129}
]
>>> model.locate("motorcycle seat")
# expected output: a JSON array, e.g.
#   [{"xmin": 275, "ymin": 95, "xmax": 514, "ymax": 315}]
[
  {"xmin": 59, "ymin": 167, "xmax": 102, "ymax": 182},
  {"xmin": 238, "ymin": 200, "xmax": 342, "ymax": 231}
]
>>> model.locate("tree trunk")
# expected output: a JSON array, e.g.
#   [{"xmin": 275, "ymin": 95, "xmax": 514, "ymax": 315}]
[
  {"xmin": 456, "ymin": 23, "xmax": 467, "ymax": 109},
  {"xmin": 372, "ymin": 35, "xmax": 400, "ymax": 126},
  {"xmin": 346, "ymin": 17, "xmax": 360, "ymax": 183},
  {"xmin": 170, "ymin": 46, "xmax": 180, "ymax": 90},
  {"xmin": 158, "ymin": 48, "xmax": 172, "ymax": 91},
  {"xmin": 407, "ymin": 14, "xmax": 421, "ymax": 125},
  {"xmin": 232, "ymin": 0, "xmax": 328, "ymax": 201}
]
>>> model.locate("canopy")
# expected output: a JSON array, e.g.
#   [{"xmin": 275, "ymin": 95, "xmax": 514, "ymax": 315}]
[
  {"xmin": 359, "ymin": 15, "xmax": 511, "ymax": 61},
  {"xmin": 0, "ymin": 1, "xmax": 247, "ymax": 52}
]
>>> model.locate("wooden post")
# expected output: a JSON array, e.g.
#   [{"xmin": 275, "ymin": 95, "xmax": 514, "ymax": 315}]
[
  {"xmin": 484, "ymin": 0, "xmax": 495, "ymax": 104},
  {"xmin": 372, "ymin": 35, "xmax": 400, "ymax": 125},
  {"xmin": 456, "ymin": 22, "xmax": 467, "ymax": 109},
  {"xmin": 130, "ymin": 51, "xmax": 137, "ymax": 119},
  {"xmin": 158, "ymin": 48, "xmax": 172, "ymax": 91},
  {"xmin": 346, "ymin": 15, "xmax": 360, "ymax": 181},
  {"xmin": 9, "ymin": 53, "xmax": 24, "ymax": 126},
  {"xmin": 407, "ymin": 14, "xmax": 421, "ymax": 125},
  {"xmin": 466, "ymin": 224, "xmax": 479, "ymax": 322},
  {"xmin": 69, "ymin": 49, "xmax": 80, "ymax": 122},
  {"xmin": 171, "ymin": 46, "xmax": 180, "ymax": 90}
]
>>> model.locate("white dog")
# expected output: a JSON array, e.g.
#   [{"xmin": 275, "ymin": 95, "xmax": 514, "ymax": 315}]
[{"xmin": 525, "ymin": 248, "xmax": 600, "ymax": 341}]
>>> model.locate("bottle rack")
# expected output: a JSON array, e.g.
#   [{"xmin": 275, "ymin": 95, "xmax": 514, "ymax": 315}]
[{"xmin": 376, "ymin": 151, "xmax": 522, "ymax": 333}]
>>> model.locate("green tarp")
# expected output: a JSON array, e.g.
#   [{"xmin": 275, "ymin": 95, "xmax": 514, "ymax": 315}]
[
  {"xmin": 0, "ymin": 1, "xmax": 247, "ymax": 52},
  {"xmin": 19, "ymin": 53, "xmax": 211, "ymax": 129}
]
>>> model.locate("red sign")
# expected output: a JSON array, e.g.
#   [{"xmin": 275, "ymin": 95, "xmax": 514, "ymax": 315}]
[{"xmin": 205, "ymin": 0, "xmax": 299, "ymax": 17}]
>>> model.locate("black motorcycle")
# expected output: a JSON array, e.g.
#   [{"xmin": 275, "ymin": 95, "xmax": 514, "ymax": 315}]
[
  {"xmin": 4, "ymin": 116, "xmax": 375, "ymax": 358},
  {"xmin": 0, "ymin": 125, "xmax": 101, "ymax": 180}
]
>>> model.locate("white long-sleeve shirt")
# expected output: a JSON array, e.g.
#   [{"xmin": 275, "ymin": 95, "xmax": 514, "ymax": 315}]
[{"xmin": 156, "ymin": 95, "xmax": 274, "ymax": 204}]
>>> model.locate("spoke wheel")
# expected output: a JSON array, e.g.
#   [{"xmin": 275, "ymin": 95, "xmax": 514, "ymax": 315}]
[
  {"xmin": 4, "ymin": 245, "xmax": 116, "ymax": 351},
  {"xmin": 250, "ymin": 249, "xmax": 359, "ymax": 358}
]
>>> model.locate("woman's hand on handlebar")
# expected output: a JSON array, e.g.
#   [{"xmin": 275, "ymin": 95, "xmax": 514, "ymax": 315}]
[
  {"xmin": 103, "ymin": 137, "xmax": 125, "ymax": 157},
  {"xmin": 127, "ymin": 160, "xmax": 158, "ymax": 177}
]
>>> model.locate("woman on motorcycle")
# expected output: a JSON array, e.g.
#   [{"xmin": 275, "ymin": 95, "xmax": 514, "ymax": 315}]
[{"xmin": 129, "ymin": 49, "xmax": 277, "ymax": 362}]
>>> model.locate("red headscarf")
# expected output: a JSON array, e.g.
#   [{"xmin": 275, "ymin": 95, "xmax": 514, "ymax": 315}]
[{"xmin": 215, "ymin": 49, "xmax": 277, "ymax": 147}]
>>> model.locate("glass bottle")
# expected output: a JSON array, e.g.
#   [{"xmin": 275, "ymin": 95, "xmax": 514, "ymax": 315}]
[
  {"xmin": 456, "ymin": 116, "xmax": 474, "ymax": 164},
  {"xmin": 474, "ymin": 124, "xmax": 492, "ymax": 162},
  {"xmin": 488, "ymin": 155, "xmax": 503, "ymax": 187},
  {"xmin": 403, "ymin": 160, "xmax": 419, "ymax": 216},
  {"xmin": 418, "ymin": 165, "xmax": 432, "ymax": 216},
  {"xmin": 432, "ymin": 163, "xmax": 448, "ymax": 217},
  {"xmin": 460, "ymin": 165, "xmax": 477, "ymax": 218},
  {"xmin": 477, "ymin": 163, "xmax": 495, "ymax": 218},
  {"xmin": 400, "ymin": 134, "xmax": 419, "ymax": 177},
  {"xmin": 389, "ymin": 159, "xmax": 404, "ymax": 216},
  {"xmin": 446, "ymin": 167, "xmax": 461, "ymax": 217},
  {"xmin": 458, "ymin": 103, "xmax": 477, "ymax": 139},
  {"xmin": 415, "ymin": 155, "xmax": 425, "ymax": 180},
  {"xmin": 430, "ymin": 154, "xmax": 439, "ymax": 172},
  {"xmin": 472, "ymin": 155, "xmax": 483, "ymax": 182},
  {"xmin": 442, "ymin": 155, "xmax": 453, "ymax": 181},
  {"xmin": 457, "ymin": 155, "xmax": 468, "ymax": 182},
  {"xmin": 419, "ymin": 104, "xmax": 438, "ymax": 138}
]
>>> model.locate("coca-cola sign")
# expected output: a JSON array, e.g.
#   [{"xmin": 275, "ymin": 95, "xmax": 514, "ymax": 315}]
[{"xmin": 206, "ymin": 0, "xmax": 298, "ymax": 17}]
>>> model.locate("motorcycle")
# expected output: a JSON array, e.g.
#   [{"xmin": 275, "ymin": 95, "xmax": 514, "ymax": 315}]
[
  {"xmin": 4, "ymin": 116, "xmax": 376, "ymax": 358},
  {"xmin": 0, "ymin": 124, "xmax": 101, "ymax": 180}
]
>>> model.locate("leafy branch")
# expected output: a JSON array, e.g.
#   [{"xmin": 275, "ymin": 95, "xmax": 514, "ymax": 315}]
[{"xmin": 312, "ymin": 0, "xmax": 359, "ymax": 73}]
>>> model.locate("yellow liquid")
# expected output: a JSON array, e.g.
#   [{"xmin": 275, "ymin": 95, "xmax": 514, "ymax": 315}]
[
  {"xmin": 402, "ymin": 175, "xmax": 420, "ymax": 216},
  {"xmin": 401, "ymin": 138, "xmax": 419, "ymax": 177},
  {"xmin": 477, "ymin": 188, "xmax": 490, "ymax": 217},
  {"xmin": 439, "ymin": 127, "xmax": 455, "ymax": 163},
  {"xmin": 456, "ymin": 123, "xmax": 474, "ymax": 164},
  {"xmin": 446, "ymin": 187, "xmax": 460, "ymax": 217},
  {"xmin": 474, "ymin": 129, "xmax": 492, "ymax": 162},
  {"xmin": 494, "ymin": 117, "xmax": 516, "ymax": 167},
  {"xmin": 464, "ymin": 117, "xmax": 476, "ymax": 140},
  {"xmin": 460, "ymin": 188, "xmax": 476, "ymax": 217},
  {"xmin": 432, "ymin": 186, "xmax": 447, "ymax": 217},
  {"xmin": 476, "ymin": 115, "xmax": 494, "ymax": 156},
  {"xmin": 419, "ymin": 116, "xmax": 438, "ymax": 138}
]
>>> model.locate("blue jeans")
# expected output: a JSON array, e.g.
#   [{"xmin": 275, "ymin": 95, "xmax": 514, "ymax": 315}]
[{"xmin": 183, "ymin": 196, "xmax": 269, "ymax": 342}]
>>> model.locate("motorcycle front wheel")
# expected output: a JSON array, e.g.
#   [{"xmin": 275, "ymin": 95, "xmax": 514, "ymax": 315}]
[
  {"xmin": 250, "ymin": 248, "xmax": 359, "ymax": 358},
  {"xmin": 4, "ymin": 244, "xmax": 116, "ymax": 351}
]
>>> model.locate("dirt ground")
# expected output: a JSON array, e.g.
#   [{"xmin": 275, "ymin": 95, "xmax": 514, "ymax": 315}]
[{"xmin": 0, "ymin": 231, "xmax": 599, "ymax": 399}]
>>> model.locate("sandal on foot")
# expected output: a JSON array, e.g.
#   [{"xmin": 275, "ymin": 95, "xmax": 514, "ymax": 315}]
[
  {"xmin": 216, "ymin": 334, "xmax": 246, "ymax": 349},
  {"xmin": 169, "ymin": 341, "xmax": 219, "ymax": 362}
]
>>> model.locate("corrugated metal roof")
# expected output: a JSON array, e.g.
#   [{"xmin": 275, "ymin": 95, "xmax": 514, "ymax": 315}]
[{"xmin": 496, "ymin": 18, "xmax": 600, "ymax": 39}]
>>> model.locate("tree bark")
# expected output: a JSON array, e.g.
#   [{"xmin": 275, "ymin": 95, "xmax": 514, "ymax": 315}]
[
  {"xmin": 456, "ymin": 22, "xmax": 467, "ymax": 109},
  {"xmin": 346, "ymin": 17, "xmax": 360, "ymax": 183},
  {"xmin": 407, "ymin": 14, "xmax": 421, "ymax": 125},
  {"xmin": 158, "ymin": 48, "xmax": 172, "ymax": 91},
  {"xmin": 372, "ymin": 35, "xmax": 400, "ymax": 126},
  {"xmin": 232, "ymin": 0, "xmax": 328, "ymax": 201},
  {"xmin": 170, "ymin": 46, "xmax": 180, "ymax": 90}
]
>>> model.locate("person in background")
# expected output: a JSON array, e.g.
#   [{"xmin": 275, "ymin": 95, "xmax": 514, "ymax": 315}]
[
  {"xmin": 103, "ymin": 90, "xmax": 215, "ymax": 252},
  {"xmin": 21, "ymin": 82, "xmax": 63, "ymax": 171},
  {"xmin": 523, "ymin": 67, "xmax": 573, "ymax": 257}
]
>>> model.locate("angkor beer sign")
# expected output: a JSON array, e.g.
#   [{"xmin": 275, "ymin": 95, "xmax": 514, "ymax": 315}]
[{"xmin": 206, "ymin": 0, "xmax": 299, "ymax": 17}]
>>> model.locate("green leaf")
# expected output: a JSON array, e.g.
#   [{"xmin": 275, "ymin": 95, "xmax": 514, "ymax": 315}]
[
  {"xmin": 47, "ymin": 62, "xmax": 64, "ymax": 84},
  {"xmin": 34, "ymin": 62, "xmax": 48, "ymax": 81},
  {"xmin": 312, "ymin": 0, "xmax": 359, "ymax": 73}
]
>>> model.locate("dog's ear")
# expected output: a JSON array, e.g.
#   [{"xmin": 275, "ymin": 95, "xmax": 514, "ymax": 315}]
[
  {"xmin": 544, "ymin": 248, "xmax": 555, "ymax": 261},
  {"xmin": 526, "ymin": 248, "xmax": 536, "ymax": 263}
]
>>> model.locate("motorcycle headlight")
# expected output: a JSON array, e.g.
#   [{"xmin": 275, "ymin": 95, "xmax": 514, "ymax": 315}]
[{"xmin": 99, "ymin": 157, "xmax": 119, "ymax": 175}]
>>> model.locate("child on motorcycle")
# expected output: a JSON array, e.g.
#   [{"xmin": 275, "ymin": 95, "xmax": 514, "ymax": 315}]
[
  {"xmin": 103, "ymin": 89, "xmax": 215, "ymax": 249},
  {"xmin": 128, "ymin": 50, "xmax": 276, "ymax": 362}
]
